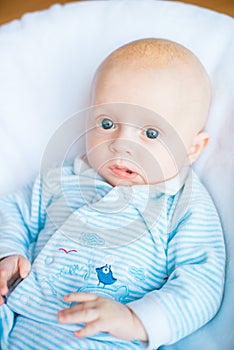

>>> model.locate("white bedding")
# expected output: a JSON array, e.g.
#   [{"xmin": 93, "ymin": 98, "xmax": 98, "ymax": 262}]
[{"xmin": 0, "ymin": 1, "xmax": 233, "ymax": 349}]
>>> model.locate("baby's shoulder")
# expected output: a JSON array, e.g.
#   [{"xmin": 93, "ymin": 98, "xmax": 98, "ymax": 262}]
[
  {"xmin": 168, "ymin": 170, "xmax": 219, "ymax": 231},
  {"xmin": 182, "ymin": 170, "xmax": 215, "ymax": 207},
  {"xmin": 41, "ymin": 162, "xmax": 76, "ymax": 196}
]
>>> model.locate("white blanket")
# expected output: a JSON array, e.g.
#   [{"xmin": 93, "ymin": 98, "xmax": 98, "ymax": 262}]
[{"xmin": 0, "ymin": 1, "xmax": 233, "ymax": 349}]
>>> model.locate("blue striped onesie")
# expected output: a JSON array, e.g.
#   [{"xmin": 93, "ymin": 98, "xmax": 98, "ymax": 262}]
[{"xmin": 0, "ymin": 159, "xmax": 225, "ymax": 349}]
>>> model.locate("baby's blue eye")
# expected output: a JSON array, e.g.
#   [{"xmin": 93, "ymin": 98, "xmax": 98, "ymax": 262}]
[
  {"xmin": 100, "ymin": 118, "xmax": 115, "ymax": 130},
  {"xmin": 145, "ymin": 128, "xmax": 159, "ymax": 139}
]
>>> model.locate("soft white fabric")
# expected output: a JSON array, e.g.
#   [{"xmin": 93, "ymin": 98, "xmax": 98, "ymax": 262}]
[{"xmin": 0, "ymin": 0, "xmax": 233, "ymax": 349}]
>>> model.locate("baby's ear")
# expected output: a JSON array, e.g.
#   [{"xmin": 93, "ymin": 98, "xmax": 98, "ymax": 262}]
[{"xmin": 188, "ymin": 131, "xmax": 210, "ymax": 164}]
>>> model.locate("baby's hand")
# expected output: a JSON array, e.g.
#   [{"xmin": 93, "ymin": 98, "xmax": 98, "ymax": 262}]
[
  {"xmin": 58, "ymin": 292, "xmax": 148, "ymax": 342},
  {"xmin": 0, "ymin": 255, "xmax": 31, "ymax": 305}
]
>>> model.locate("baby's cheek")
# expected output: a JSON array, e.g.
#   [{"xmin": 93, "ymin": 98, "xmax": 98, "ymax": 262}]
[{"xmin": 141, "ymin": 145, "xmax": 179, "ymax": 183}]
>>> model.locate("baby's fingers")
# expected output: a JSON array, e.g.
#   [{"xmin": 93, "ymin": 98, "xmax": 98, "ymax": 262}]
[
  {"xmin": 58, "ymin": 302, "xmax": 99, "ymax": 324},
  {"xmin": 64, "ymin": 292, "xmax": 98, "ymax": 303},
  {"xmin": 0, "ymin": 268, "xmax": 9, "ymax": 297},
  {"xmin": 74, "ymin": 319, "xmax": 104, "ymax": 338},
  {"xmin": 18, "ymin": 256, "xmax": 31, "ymax": 279}
]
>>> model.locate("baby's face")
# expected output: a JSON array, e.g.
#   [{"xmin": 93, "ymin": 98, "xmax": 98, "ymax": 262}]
[{"xmin": 86, "ymin": 62, "xmax": 208, "ymax": 186}]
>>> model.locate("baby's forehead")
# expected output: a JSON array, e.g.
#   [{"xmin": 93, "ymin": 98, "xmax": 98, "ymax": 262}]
[{"xmin": 94, "ymin": 40, "xmax": 208, "ymax": 96}]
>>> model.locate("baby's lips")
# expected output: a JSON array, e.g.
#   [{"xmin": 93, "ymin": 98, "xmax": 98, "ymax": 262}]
[{"xmin": 110, "ymin": 165, "xmax": 138, "ymax": 180}]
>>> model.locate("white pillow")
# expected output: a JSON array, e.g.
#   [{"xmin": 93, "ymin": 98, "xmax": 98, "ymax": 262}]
[{"xmin": 0, "ymin": 1, "xmax": 233, "ymax": 349}]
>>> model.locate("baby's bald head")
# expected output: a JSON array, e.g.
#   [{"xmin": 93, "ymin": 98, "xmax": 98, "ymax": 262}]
[{"xmin": 97, "ymin": 38, "xmax": 194, "ymax": 69}]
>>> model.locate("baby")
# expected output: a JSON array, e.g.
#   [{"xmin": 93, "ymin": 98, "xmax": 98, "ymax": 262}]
[{"xmin": 0, "ymin": 39, "xmax": 225, "ymax": 350}]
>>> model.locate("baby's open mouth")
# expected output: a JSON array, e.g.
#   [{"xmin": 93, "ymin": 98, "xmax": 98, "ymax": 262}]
[{"xmin": 109, "ymin": 165, "xmax": 138, "ymax": 180}]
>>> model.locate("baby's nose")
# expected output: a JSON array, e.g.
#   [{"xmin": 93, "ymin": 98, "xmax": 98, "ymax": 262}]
[
  {"xmin": 109, "ymin": 125, "xmax": 138, "ymax": 155},
  {"xmin": 109, "ymin": 138, "xmax": 134, "ymax": 155}
]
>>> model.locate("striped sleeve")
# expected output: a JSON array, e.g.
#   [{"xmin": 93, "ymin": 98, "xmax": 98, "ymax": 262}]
[
  {"xmin": 128, "ymin": 188, "xmax": 225, "ymax": 349},
  {"xmin": 0, "ymin": 175, "xmax": 46, "ymax": 260}
]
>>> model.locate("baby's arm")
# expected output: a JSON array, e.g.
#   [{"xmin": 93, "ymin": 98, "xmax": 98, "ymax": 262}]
[
  {"xmin": 58, "ymin": 292, "xmax": 148, "ymax": 342},
  {"xmin": 128, "ymin": 193, "xmax": 225, "ymax": 349},
  {"xmin": 0, "ymin": 175, "xmax": 46, "ymax": 303}
]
